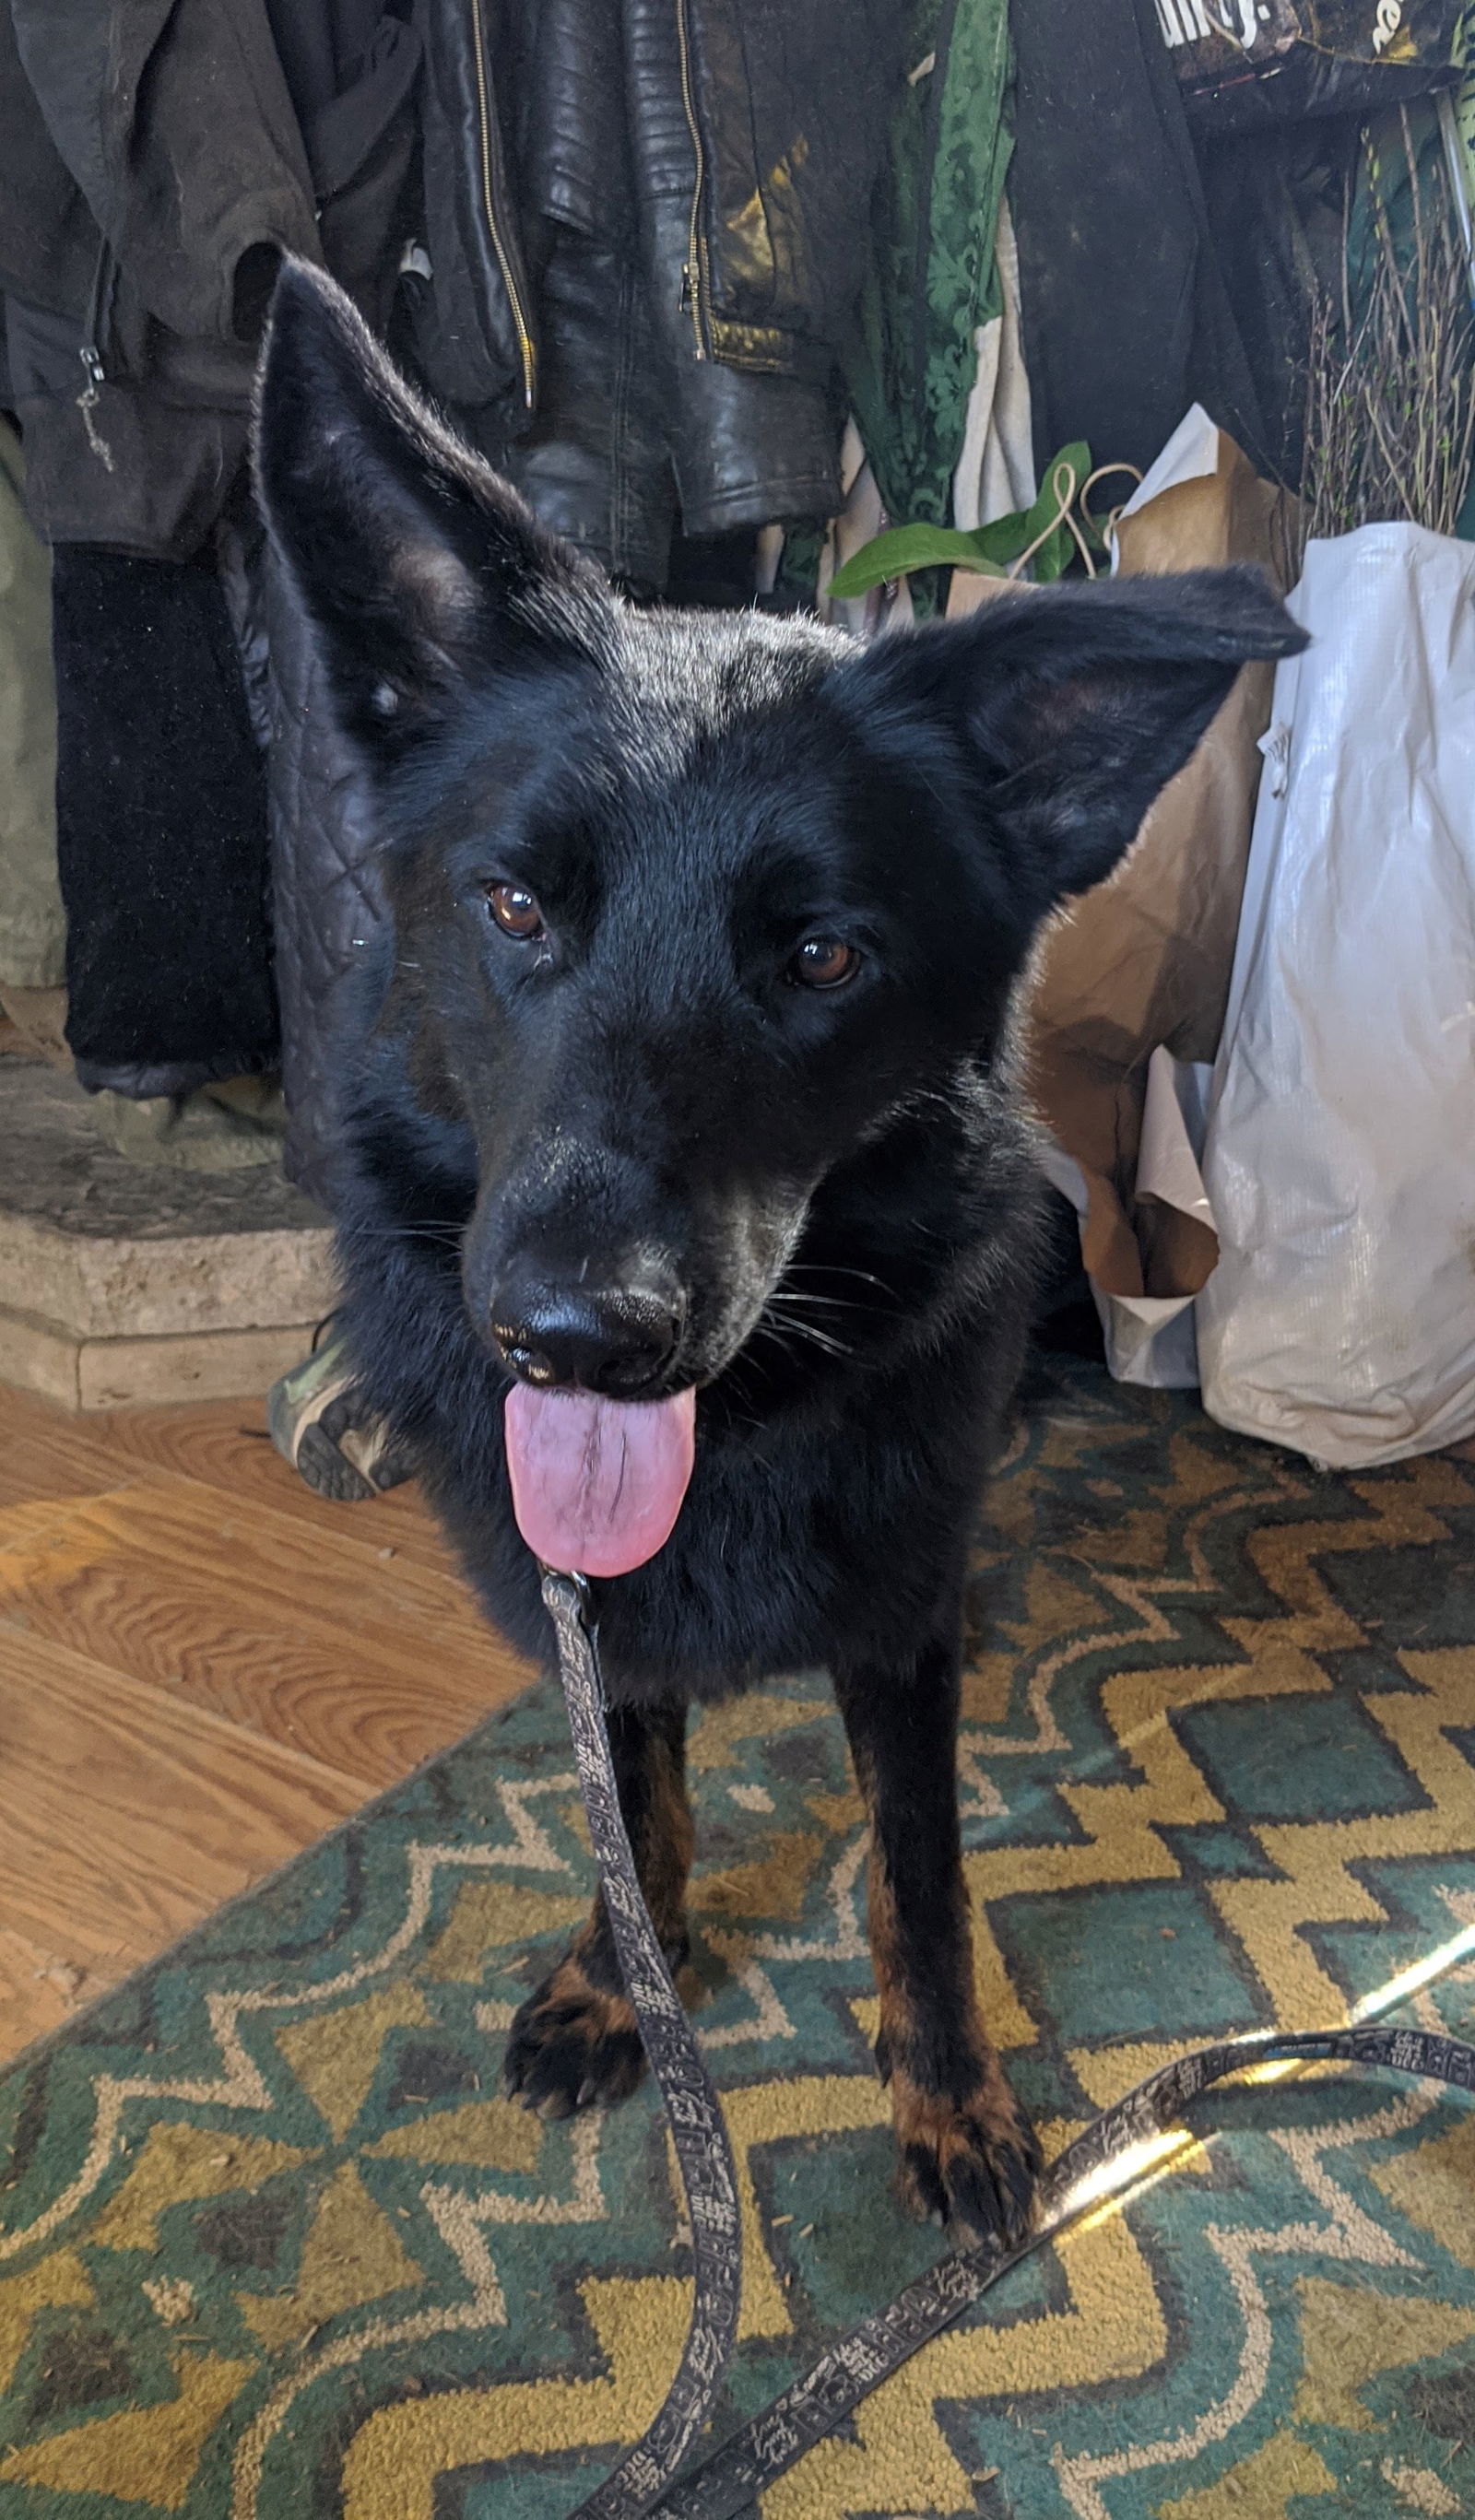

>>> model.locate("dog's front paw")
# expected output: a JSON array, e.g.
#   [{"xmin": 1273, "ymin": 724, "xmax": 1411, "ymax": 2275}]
[
  {"xmin": 889, "ymin": 2055, "xmax": 1041, "ymax": 2249},
  {"xmin": 503, "ymin": 1952, "xmax": 646, "ymax": 2118}
]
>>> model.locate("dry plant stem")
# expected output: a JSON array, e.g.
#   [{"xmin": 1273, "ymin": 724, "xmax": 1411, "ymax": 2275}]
[{"xmin": 1298, "ymin": 108, "xmax": 1475, "ymax": 566}]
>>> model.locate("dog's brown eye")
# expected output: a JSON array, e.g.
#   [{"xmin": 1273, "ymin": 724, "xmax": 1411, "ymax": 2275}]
[
  {"xmin": 789, "ymin": 936, "xmax": 859, "ymax": 990},
  {"xmin": 488, "ymin": 882, "xmax": 545, "ymax": 940}
]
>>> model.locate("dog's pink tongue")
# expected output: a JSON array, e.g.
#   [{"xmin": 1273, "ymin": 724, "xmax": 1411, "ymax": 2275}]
[{"xmin": 503, "ymin": 1383, "xmax": 697, "ymax": 1578}]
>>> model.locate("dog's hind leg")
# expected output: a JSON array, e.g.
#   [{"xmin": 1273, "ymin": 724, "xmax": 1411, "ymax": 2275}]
[
  {"xmin": 834, "ymin": 1634, "xmax": 1041, "ymax": 2246},
  {"xmin": 504, "ymin": 1700, "xmax": 693, "ymax": 2117}
]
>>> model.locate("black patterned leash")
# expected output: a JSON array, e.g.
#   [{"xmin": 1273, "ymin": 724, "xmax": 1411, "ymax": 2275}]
[
  {"xmin": 648, "ymin": 2020, "xmax": 1475, "ymax": 2520},
  {"xmin": 542, "ymin": 1570, "xmax": 742, "ymax": 2520},
  {"xmin": 540, "ymin": 1568, "xmax": 1475, "ymax": 2520}
]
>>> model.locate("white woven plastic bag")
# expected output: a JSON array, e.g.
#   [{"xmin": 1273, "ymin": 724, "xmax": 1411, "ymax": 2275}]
[{"xmin": 1197, "ymin": 522, "xmax": 1475, "ymax": 1466}]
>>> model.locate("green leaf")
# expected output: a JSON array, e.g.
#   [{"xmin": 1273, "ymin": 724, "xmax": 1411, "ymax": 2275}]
[
  {"xmin": 1038, "ymin": 442, "xmax": 1092, "ymax": 506},
  {"xmin": 825, "ymin": 442, "xmax": 1096, "ymax": 598},
  {"xmin": 828, "ymin": 525, "xmax": 1010, "ymax": 598},
  {"xmin": 967, "ymin": 512, "xmax": 1035, "ymax": 564},
  {"xmin": 1020, "ymin": 442, "xmax": 1092, "ymax": 583}
]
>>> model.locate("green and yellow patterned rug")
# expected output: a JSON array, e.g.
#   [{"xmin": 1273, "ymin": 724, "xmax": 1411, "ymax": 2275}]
[{"xmin": 3, "ymin": 1361, "xmax": 1475, "ymax": 2520}]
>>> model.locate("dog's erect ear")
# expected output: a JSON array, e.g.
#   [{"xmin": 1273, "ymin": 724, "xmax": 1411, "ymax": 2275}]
[
  {"xmin": 844, "ymin": 569, "xmax": 1306, "ymax": 911},
  {"xmin": 254, "ymin": 261, "xmax": 612, "ymax": 765}
]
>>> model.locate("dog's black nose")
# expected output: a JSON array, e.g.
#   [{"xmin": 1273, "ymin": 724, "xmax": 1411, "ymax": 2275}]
[{"xmin": 490, "ymin": 1276, "xmax": 683, "ymax": 1396}]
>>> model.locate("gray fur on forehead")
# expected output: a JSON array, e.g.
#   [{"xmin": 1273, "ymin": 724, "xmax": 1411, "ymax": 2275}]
[{"xmin": 610, "ymin": 604, "xmax": 855, "ymax": 733}]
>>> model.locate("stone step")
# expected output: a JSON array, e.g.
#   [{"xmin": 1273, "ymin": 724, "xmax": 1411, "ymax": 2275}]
[{"xmin": 0, "ymin": 1061, "xmax": 337, "ymax": 1409}]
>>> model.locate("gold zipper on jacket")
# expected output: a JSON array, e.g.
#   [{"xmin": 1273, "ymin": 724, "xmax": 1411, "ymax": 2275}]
[
  {"xmin": 675, "ymin": 0, "xmax": 710, "ymax": 359},
  {"xmin": 469, "ymin": 0, "xmax": 537, "ymax": 408}
]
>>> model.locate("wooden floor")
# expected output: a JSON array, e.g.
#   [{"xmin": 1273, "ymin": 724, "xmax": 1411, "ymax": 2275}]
[{"xmin": 0, "ymin": 1384, "xmax": 536, "ymax": 2067}]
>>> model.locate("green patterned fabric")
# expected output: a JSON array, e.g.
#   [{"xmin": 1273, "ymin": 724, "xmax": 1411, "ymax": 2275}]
[
  {"xmin": 846, "ymin": 0, "xmax": 1012, "ymax": 569},
  {"xmin": 2, "ymin": 1360, "xmax": 1475, "ymax": 2518}
]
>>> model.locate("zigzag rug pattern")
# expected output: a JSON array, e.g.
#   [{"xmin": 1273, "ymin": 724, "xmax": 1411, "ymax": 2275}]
[{"xmin": 1, "ymin": 1360, "xmax": 1473, "ymax": 2519}]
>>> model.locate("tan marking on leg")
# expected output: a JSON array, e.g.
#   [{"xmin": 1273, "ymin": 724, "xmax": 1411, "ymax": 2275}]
[
  {"xmin": 541, "ymin": 1944, "xmax": 640, "ymax": 2038},
  {"xmin": 890, "ymin": 2055, "xmax": 1040, "ymax": 2243},
  {"xmin": 634, "ymin": 1729, "xmax": 695, "ymax": 1951},
  {"xmin": 504, "ymin": 1946, "xmax": 645, "ymax": 2115},
  {"xmin": 864, "ymin": 1823, "xmax": 1038, "ymax": 2243},
  {"xmin": 505, "ymin": 1720, "xmax": 696, "ymax": 2118},
  {"xmin": 866, "ymin": 1836, "xmax": 929, "ymax": 2064},
  {"xmin": 890, "ymin": 2051, "xmax": 1033, "ymax": 2166}
]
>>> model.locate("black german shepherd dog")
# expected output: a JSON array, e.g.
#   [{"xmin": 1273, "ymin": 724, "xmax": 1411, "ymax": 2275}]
[{"xmin": 256, "ymin": 263, "xmax": 1303, "ymax": 2247}]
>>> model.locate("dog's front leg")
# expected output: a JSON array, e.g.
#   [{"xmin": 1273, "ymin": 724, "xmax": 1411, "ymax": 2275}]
[
  {"xmin": 504, "ymin": 1700, "xmax": 693, "ymax": 2117},
  {"xmin": 834, "ymin": 1635, "xmax": 1040, "ymax": 2245}
]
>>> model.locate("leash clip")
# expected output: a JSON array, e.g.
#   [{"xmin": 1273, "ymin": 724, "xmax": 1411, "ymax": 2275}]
[
  {"xmin": 538, "ymin": 1560, "xmax": 596, "ymax": 1626},
  {"xmin": 564, "ymin": 1567, "xmax": 596, "ymax": 1631},
  {"xmin": 537, "ymin": 1562, "xmax": 604, "ymax": 1702}
]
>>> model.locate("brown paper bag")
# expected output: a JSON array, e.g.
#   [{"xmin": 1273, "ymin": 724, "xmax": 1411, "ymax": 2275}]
[{"xmin": 1026, "ymin": 431, "xmax": 1299, "ymax": 1330}]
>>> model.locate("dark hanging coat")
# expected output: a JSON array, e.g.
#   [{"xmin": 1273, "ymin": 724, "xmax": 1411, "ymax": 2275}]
[{"xmin": 0, "ymin": 0, "xmax": 909, "ymax": 1166}]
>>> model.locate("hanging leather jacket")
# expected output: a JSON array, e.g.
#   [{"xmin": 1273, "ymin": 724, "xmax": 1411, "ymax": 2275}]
[
  {"xmin": 406, "ymin": 0, "xmax": 913, "ymax": 568},
  {"xmin": 0, "ymin": 0, "xmax": 909, "ymax": 566}
]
